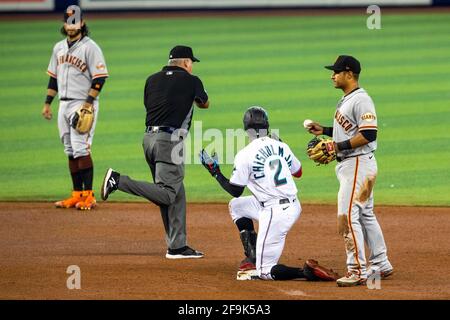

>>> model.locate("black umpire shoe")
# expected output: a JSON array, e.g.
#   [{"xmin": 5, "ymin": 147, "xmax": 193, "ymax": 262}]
[
  {"xmin": 101, "ymin": 168, "xmax": 120, "ymax": 201},
  {"xmin": 165, "ymin": 246, "xmax": 204, "ymax": 259}
]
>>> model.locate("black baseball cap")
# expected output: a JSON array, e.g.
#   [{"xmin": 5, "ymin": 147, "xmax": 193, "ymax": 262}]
[
  {"xmin": 63, "ymin": 5, "xmax": 83, "ymax": 23},
  {"xmin": 169, "ymin": 45, "xmax": 200, "ymax": 62},
  {"xmin": 325, "ymin": 55, "xmax": 361, "ymax": 74}
]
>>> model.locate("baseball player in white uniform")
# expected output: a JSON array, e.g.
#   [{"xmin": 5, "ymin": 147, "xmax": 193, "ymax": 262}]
[
  {"xmin": 42, "ymin": 5, "xmax": 108, "ymax": 210},
  {"xmin": 200, "ymin": 107, "xmax": 339, "ymax": 281},
  {"xmin": 306, "ymin": 55, "xmax": 393, "ymax": 287}
]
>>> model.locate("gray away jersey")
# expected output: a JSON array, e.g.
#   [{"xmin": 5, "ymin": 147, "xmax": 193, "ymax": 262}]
[
  {"xmin": 332, "ymin": 88, "xmax": 378, "ymax": 158},
  {"xmin": 47, "ymin": 36, "xmax": 108, "ymax": 100}
]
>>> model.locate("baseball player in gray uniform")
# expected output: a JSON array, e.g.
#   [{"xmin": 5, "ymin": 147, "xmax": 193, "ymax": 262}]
[
  {"xmin": 306, "ymin": 55, "xmax": 393, "ymax": 287},
  {"xmin": 42, "ymin": 5, "xmax": 108, "ymax": 210}
]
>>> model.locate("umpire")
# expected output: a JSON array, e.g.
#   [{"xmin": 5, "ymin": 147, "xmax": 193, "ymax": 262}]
[{"xmin": 101, "ymin": 45, "xmax": 209, "ymax": 259}]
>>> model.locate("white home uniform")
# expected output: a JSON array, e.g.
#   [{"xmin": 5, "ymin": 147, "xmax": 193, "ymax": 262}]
[
  {"xmin": 333, "ymin": 88, "xmax": 392, "ymax": 278},
  {"xmin": 47, "ymin": 36, "xmax": 108, "ymax": 158},
  {"xmin": 228, "ymin": 136, "xmax": 302, "ymax": 280}
]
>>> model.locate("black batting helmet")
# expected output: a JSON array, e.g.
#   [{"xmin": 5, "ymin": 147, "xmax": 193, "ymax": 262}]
[{"xmin": 243, "ymin": 106, "xmax": 269, "ymax": 131}]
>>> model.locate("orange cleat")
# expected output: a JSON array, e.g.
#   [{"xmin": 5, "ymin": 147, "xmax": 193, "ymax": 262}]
[
  {"xmin": 55, "ymin": 191, "xmax": 83, "ymax": 208},
  {"xmin": 75, "ymin": 190, "xmax": 97, "ymax": 210}
]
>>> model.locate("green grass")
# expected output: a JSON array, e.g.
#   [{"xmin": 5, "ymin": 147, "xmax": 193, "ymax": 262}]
[{"xmin": 1, "ymin": 13, "xmax": 450, "ymax": 206}]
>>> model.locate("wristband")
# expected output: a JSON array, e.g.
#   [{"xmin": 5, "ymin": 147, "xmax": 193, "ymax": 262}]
[
  {"xmin": 86, "ymin": 95, "xmax": 95, "ymax": 104},
  {"xmin": 45, "ymin": 95, "xmax": 54, "ymax": 105},
  {"xmin": 323, "ymin": 126, "xmax": 333, "ymax": 137},
  {"xmin": 336, "ymin": 140, "xmax": 352, "ymax": 151}
]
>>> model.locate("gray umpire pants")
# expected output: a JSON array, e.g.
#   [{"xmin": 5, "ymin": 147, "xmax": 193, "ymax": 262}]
[{"xmin": 118, "ymin": 131, "xmax": 186, "ymax": 250}]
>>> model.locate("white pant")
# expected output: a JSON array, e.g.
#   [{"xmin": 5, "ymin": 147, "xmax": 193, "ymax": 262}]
[
  {"xmin": 229, "ymin": 196, "xmax": 301, "ymax": 280},
  {"xmin": 57, "ymin": 99, "xmax": 99, "ymax": 158},
  {"xmin": 336, "ymin": 154, "xmax": 392, "ymax": 278}
]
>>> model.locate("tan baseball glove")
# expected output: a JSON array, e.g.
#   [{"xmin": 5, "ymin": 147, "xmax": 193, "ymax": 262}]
[
  {"xmin": 71, "ymin": 103, "xmax": 94, "ymax": 134},
  {"xmin": 307, "ymin": 136, "xmax": 337, "ymax": 165}
]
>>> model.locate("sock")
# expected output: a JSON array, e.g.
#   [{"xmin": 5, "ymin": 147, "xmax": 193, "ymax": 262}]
[
  {"xmin": 77, "ymin": 155, "xmax": 94, "ymax": 191},
  {"xmin": 80, "ymin": 167, "xmax": 94, "ymax": 191},
  {"xmin": 270, "ymin": 264, "xmax": 305, "ymax": 280},
  {"xmin": 235, "ymin": 217, "xmax": 254, "ymax": 232},
  {"xmin": 71, "ymin": 172, "xmax": 83, "ymax": 191},
  {"xmin": 68, "ymin": 156, "xmax": 83, "ymax": 191}
]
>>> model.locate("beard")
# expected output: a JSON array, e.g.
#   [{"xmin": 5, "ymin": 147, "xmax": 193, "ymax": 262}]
[{"xmin": 66, "ymin": 27, "xmax": 82, "ymax": 40}]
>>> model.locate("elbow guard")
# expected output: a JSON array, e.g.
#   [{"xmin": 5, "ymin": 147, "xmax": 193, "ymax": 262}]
[
  {"xmin": 360, "ymin": 129, "xmax": 377, "ymax": 142},
  {"xmin": 91, "ymin": 77, "xmax": 106, "ymax": 92},
  {"xmin": 47, "ymin": 76, "xmax": 58, "ymax": 91}
]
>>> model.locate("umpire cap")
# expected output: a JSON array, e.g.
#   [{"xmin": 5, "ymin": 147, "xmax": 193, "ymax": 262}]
[
  {"xmin": 243, "ymin": 106, "xmax": 269, "ymax": 131},
  {"xmin": 325, "ymin": 55, "xmax": 361, "ymax": 74},
  {"xmin": 169, "ymin": 45, "xmax": 200, "ymax": 62}
]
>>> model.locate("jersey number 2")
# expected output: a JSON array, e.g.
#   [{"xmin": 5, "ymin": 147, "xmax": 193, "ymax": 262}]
[{"xmin": 269, "ymin": 159, "xmax": 287, "ymax": 187}]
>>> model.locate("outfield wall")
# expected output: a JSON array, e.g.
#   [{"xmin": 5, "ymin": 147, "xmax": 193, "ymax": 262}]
[
  {"xmin": 1, "ymin": 0, "xmax": 450, "ymax": 12},
  {"xmin": 78, "ymin": 0, "xmax": 432, "ymax": 10}
]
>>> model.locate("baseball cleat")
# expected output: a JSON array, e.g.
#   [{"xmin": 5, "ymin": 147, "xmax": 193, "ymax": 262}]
[
  {"xmin": 75, "ymin": 190, "xmax": 97, "ymax": 210},
  {"xmin": 239, "ymin": 257, "xmax": 256, "ymax": 271},
  {"xmin": 55, "ymin": 191, "xmax": 83, "ymax": 208},
  {"xmin": 336, "ymin": 272, "xmax": 367, "ymax": 287},
  {"xmin": 304, "ymin": 259, "xmax": 339, "ymax": 281},
  {"xmin": 165, "ymin": 246, "xmax": 204, "ymax": 259},
  {"xmin": 368, "ymin": 268, "xmax": 394, "ymax": 280},
  {"xmin": 101, "ymin": 168, "xmax": 120, "ymax": 201}
]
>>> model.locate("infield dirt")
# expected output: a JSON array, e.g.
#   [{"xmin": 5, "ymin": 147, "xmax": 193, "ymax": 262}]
[{"xmin": 0, "ymin": 202, "xmax": 449, "ymax": 300}]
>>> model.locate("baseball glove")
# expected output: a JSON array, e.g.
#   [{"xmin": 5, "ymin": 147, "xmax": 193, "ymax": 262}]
[
  {"xmin": 303, "ymin": 259, "xmax": 339, "ymax": 281},
  {"xmin": 71, "ymin": 103, "xmax": 94, "ymax": 134},
  {"xmin": 307, "ymin": 136, "xmax": 336, "ymax": 165}
]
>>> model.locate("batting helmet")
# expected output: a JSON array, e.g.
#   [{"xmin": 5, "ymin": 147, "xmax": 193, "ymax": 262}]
[{"xmin": 243, "ymin": 106, "xmax": 269, "ymax": 131}]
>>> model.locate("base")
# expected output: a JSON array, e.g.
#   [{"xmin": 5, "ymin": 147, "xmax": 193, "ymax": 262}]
[{"xmin": 236, "ymin": 269, "xmax": 259, "ymax": 281}]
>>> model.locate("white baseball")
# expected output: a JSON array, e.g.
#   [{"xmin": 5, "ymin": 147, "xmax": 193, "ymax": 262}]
[{"xmin": 303, "ymin": 119, "xmax": 313, "ymax": 129}]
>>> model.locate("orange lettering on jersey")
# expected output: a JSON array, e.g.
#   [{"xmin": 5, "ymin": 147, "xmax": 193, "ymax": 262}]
[
  {"xmin": 335, "ymin": 110, "xmax": 354, "ymax": 132},
  {"xmin": 57, "ymin": 54, "xmax": 88, "ymax": 73}
]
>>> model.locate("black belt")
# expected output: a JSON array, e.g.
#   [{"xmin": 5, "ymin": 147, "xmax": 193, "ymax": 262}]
[
  {"xmin": 145, "ymin": 126, "xmax": 177, "ymax": 134},
  {"xmin": 60, "ymin": 98, "xmax": 75, "ymax": 101},
  {"xmin": 337, "ymin": 152, "xmax": 373, "ymax": 163},
  {"xmin": 260, "ymin": 198, "xmax": 295, "ymax": 208}
]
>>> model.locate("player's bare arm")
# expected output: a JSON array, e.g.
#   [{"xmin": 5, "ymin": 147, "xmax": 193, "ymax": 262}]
[
  {"xmin": 336, "ymin": 131, "xmax": 376, "ymax": 151},
  {"xmin": 84, "ymin": 77, "xmax": 107, "ymax": 107},
  {"xmin": 306, "ymin": 122, "xmax": 324, "ymax": 135},
  {"xmin": 42, "ymin": 76, "xmax": 58, "ymax": 120}
]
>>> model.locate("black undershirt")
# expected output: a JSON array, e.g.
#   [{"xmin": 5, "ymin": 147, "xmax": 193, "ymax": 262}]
[{"xmin": 215, "ymin": 172, "xmax": 245, "ymax": 198}]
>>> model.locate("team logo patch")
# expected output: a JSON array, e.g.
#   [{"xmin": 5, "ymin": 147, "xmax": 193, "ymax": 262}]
[
  {"xmin": 361, "ymin": 113, "xmax": 376, "ymax": 122},
  {"xmin": 96, "ymin": 62, "xmax": 105, "ymax": 71}
]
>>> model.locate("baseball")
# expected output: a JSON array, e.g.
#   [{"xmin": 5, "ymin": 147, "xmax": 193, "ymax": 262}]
[{"xmin": 303, "ymin": 119, "xmax": 313, "ymax": 129}]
